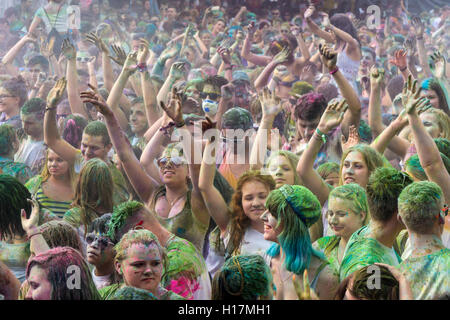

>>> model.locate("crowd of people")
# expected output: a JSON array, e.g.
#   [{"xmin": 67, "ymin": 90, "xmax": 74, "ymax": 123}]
[{"xmin": 0, "ymin": 0, "xmax": 449, "ymax": 301}]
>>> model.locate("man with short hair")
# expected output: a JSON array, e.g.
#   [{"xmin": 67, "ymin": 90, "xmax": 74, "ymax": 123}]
[
  {"xmin": 15, "ymin": 98, "xmax": 47, "ymax": 175},
  {"xmin": 44, "ymin": 84, "xmax": 129, "ymax": 205},
  {"xmin": 397, "ymin": 181, "xmax": 450, "ymax": 300},
  {"xmin": 339, "ymin": 167, "xmax": 413, "ymax": 280}
]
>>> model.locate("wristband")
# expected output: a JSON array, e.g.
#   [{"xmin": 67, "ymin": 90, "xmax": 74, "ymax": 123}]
[
  {"xmin": 45, "ymin": 107, "xmax": 56, "ymax": 112},
  {"xmin": 175, "ymin": 120, "xmax": 185, "ymax": 128},
  {"xmin": 137, "ymin": 63, "xmax": 148, "ymax": 72},
  {"xmin": 27, "ymin": 231, "xmax": 42, "ymax": 241},
  {"xmin": 329, "ymin": 66, "xmax": 339, "ymax": 75},
  {"xmin": 399, "ymin": 66, "xmax": 407, "ymax": 72},
  {"xmin": 315, "ymin": 128, "xmax": 328, "ymax": 144}
]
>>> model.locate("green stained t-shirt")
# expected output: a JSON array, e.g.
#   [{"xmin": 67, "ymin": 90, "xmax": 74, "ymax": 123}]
[
  {"xmin": 99, "ymin": 283, "xmax": 185, "ymax": 300},
  {"xmin": 313, "ymin": 235, "xmax": 341, "ymax": 276},
  {"xmin": 398, "ymin": 248, "xmax": 450, "ymax": 300},
  {"xmin": 339, "ymin": 226, "xmax": 402, "ymax": 281}
]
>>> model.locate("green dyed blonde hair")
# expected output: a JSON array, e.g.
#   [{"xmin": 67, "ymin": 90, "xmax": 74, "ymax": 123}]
[
  {"xmin": 107, "ymin": 201, "xmax": 144, "ymax": 242},
  {"xmin": 0, "ymin": 124, "xmax": 17, "ymax": 157},
  {"xmin": 72, "ymin": 158, "xmax": 114, "ymax": 233},
  {"xmin": 329, "ymin": 183, "xmax": 370, "ymax": 226},
  {"xmin": 317, "ymin": 162, "xmax": 340, "ymax": 181},
  {"xmin": 114, "ymin": 229, "xmax": 168, "ymax": 277},
  {"xmin": 338, "ymin": 144, "xmax": 385, "ymax": 187},
  {"xmin": 398, "ymin": 181, "xmax": 444, "ymax": 234},
  {"xmin": 265, "ymin": 150, "xmax": 301, "ymax": 186}
]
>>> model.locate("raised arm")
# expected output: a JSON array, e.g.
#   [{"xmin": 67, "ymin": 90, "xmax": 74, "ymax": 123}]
[
  {"xmin": 404, "ymin": 80, "xmax": 450, "ymax": 203},
  {"xmin": 198, "ymin": 118, "xmax": 230, "ymax": 234},
  {"xmin": 2, "ymin": 33, "xmax": 36, "ymax": 67},
  {"xmin": 319, "ymin": 44, "xmax": 360, "ymax": 139},
  {"xmin": 44, "ymin": 78, "xmax": 79, "ymax": 164},
  {"xmin": 241, "ymin": 22, "xmax": 272, "ymax": 66},
  {"xmin": 160, "ymin": 91, "xmax": 210, "ymax": 226},
  {"xmin": 368, "ymin": 67, "xmax": 386, "ymax": 136},
  {"xmin": 80, "ymin": 88, "xmax": 158, "ymax": 204},
  {"xmin": 411, "ymin": 16, "xmax": 432, "ymax": 78},
  {"xmin": 297, "ymin": 99, "xmax": 348, "ymax": 206},
  {"xmin": 250, "ymin": 89, "xmax": 282, "ymax": 170},
  {"xmin": 304, "ymin": 6, "xmax": 335, "ymax": 44},
  {"xmin": 156, "ymin": 61, "xmax": 186, "ymax": 106},
  {"xmin": 61, "ymin": 39, "xmax": 89, "ymax": 119},
  {"xmin": 106, "ymin": 52, "xmax": 137, "ymax": 131},
  {"xmin": 21, "ymin": 199, "xmax": 50, "ymax": 255},
  {"xmin": 254, "ymin": 47, "xmax": 290, "ymax": 91},
  {"xmin": 370, "ymin": 111, "xmax": 410, "ymax": 156}
]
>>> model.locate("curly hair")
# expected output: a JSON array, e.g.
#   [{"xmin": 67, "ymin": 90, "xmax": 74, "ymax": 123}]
[
  {"xmin": 398, "ymin": 181, "xmax": 444, "ymax": 234},
  {"xmin": 227, "ymin": 171, "xmax": 276, "ymax": 255},
  {"xmin": 1, "ymin": 76, "xmax": 28, "ymax": 108}
]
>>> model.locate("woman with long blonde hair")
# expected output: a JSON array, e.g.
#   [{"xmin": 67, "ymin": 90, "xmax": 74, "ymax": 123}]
[{"xmin": 26, "ymin": 149, "xmax": 77, "ymax": 219}]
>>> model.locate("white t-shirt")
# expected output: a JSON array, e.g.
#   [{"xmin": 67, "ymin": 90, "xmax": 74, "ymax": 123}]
[
  {"xmin": 206, "ymin": 227, "xmax": 273, "ymax": 278},
  {"xmin": 14, "ymin": 138, "xmax": 46, "ymax": 176},
  {"xmin": 91, "ymin": 268, "xmax": 113, "ymax": 290}
]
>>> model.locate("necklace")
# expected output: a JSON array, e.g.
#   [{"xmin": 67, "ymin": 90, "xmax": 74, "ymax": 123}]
[{"xmin": 166, "ymin": 192, "xmax": 187, "ymax": 208}]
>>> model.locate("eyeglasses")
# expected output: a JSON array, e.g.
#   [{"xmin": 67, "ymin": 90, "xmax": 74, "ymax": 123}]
[
  {"xmin": 281, "ymin": 29, "xmax": 289, "ymax": 34},
  {"xmin": 27, "ymin": 68, "xmax": 41, "ymax": 73},
  {"xmin": 0, "ymin": 94, "xmax": 15, "ymax": 99},
  {"xmin": 56, "ymin": 114, "xmax": 69, "ymax": 121},
  {"xmin": 200, "ymin": 92, "xmax": 220, "ymax": 100},
  {"xmin": 77, "ymin": 57, "xmax": 90, "ymax": 63},
  {"xmin": 156, "ymin": 156, "xmax": 186, "ymax": 168},
  {"xmin": 86, "ymin": 233, "xmax": 114, "ymax": 249}
]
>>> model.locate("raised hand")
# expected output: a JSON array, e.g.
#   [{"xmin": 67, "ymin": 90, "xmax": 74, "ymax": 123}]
[
  {"xmin": 123, "ymin": 51, "xmax": 138, "ymax": 75},
  {"xmin": 159, "ymin": 44, "xmax": 180, "ymax": 62},
  {"xmin": 272, "ymin": 46, "xmax": 291, "ymax": 65},
  {"xmin": 401, "ymin": 74, "xmax": 421, "ymax": 113},
  {"xmin": 201, "ymin": 116, "xmax": 217, "ymax": 136},
  {"xmin": 389, "ymin": 49, "xmax": 407, "ymax": 70},
  {"xmin": 404, "ymin": 36, "xmax": 416, "ymax": 56},
  {"xmin": 319, "ymin": 43, "xmax": 337, "ymax": 70},
  {"xmin": 47, "ymin": 77, "xmax": 67, "ymax": 108},
  {"xmin": 247, "ymin": 21, "xmax": 257, "ymax": 38},
  {"xmin": 61, "ymin": 38, "xmax": 76, "ymax": 61},
  {"xmin": 304, "ymin": 5, "xmax": 315, "ymax": 19},
  {"xmin": 80, "ymin": 84, "xmax": 113, "ymax": 117},
  {"xmin": 217, "ymin": 46, "xmax": 232, "ymax": 65},
  {"xmin": 341, "ymin": 125, "xmax": 360, "ymax": 153},
  {"xmin": 429, "ymin": 51, "xmax": 446, "ymax": 79},
  {"xmin": 259, "ymin": 88, "xmax": 282, "ymax": 118},
  {"xmin": 411, "ymin": 16, "xmax": 424, "ymax": 38},
  {"xmin": 137, "ymin": 38, "xmax": 150, "ymax": 65},
  {"xmin": 21, "ymin": 198, "xmax": 40, "ymax": 235},
  {"xmin": 109, "ymin": 44, "xmax": 127, "ymax": 66},
  {"xmin": 85, "ymin": 32, "xmax": 109, "ymax": 53},
  {"xmin": 221, "ymin": 82, "xmax": 235, "ymax": 100},
  {"xmin": 40, "ymin": 37, "xmax": 55, "ymax": 58},
  {"xmin": 370, "ymin": 66, "xmax": 385, "ymax": 87},
  {"xmin": 293, "ymin": 270, "xmax": 319, "ymax": 300},
  {"xmin": 318, "ymin": 99, "xmax": 348, "ymax": 134},
  {"xmin": 169, "ymin": 61, "xmax": 186, "ymax": 80},
  {"xmin": 160, "ymin": 87, "xmax": 184, "ymax": 126}
]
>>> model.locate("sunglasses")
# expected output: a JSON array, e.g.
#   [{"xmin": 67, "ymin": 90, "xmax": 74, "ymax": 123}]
[
  {"xmin": 86, "ymin": 233, "xmax": 114, "ymax": 249},
  {"xmin": 28, "ymin": 68, "xmax": 41, "ymax": 73},
  {"xmin": 200, "ymin": 92, "xmax": 220, "ymax": 100},
  {"xmin": 156, "ymin": 156, "xmax": 186, "ymax": 168},
  {"xmin": 56, "ymin": 114, "xmax": 69, "ymax": 121},
  {"xmin": 281, "ymin": 29, "xmax": 289, "ymax": 34},
  {"xmin": 77, "ymin": 57, "xmax": 91, "ymax": 63}
]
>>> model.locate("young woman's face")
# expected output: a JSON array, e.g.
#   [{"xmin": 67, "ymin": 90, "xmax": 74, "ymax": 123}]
[
  {"xmin": 116, "ymin": 243, "xmax": 163, "ymax": 294},
  {"xmin": 324, "ymin": 172, "xmax": 339, "ymax": 188},
  {"xmin": 26, "ymin": 266, "xmax": 52, "ymax": 300},
  {"xmin": 419, "ymin": 113, "xmax": 441, "ymax": 138},
  {"xmin": 0, "ymin": 87, "xmax": 20, "ymax": 114},
  {"xmin": 86, "ymin": 232, "xmax": 115, "ymax": 269},
  {"xmin": 241, "ymin": 180, "xmax": 270, "ymax": 223},
  {"xmin": 201, "ymin": 33, "xmax": 212, "ymax": 47},
  {"xmin": 158, "ymin": 155, "xmax": 189, "ymax": 186},
  {"xmin": 260, "ymin": 209, "xmax": 281, "ymax": 242},
  {"xmin": 420, "ymin": 89, "xmax": 439, "ymax": 110},
  {"xmin": 327, "ymin": 196, "xmax": 365, "ymax": 240},
  {"xmin": 47, "ymin": 149, "xmax": 70, "ymax": 177},
  {"xmin": 267, "ymin": 155, "xmax": 295, "ymax": 188},
  {"xmin": 341, "ymin": 151, "xmax": 369, "ymax": 188}
]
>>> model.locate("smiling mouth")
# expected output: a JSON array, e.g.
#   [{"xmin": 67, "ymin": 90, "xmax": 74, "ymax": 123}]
[{"xmin": 344, "ymin": 177, "xmax": 355, "ymax": 183}]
